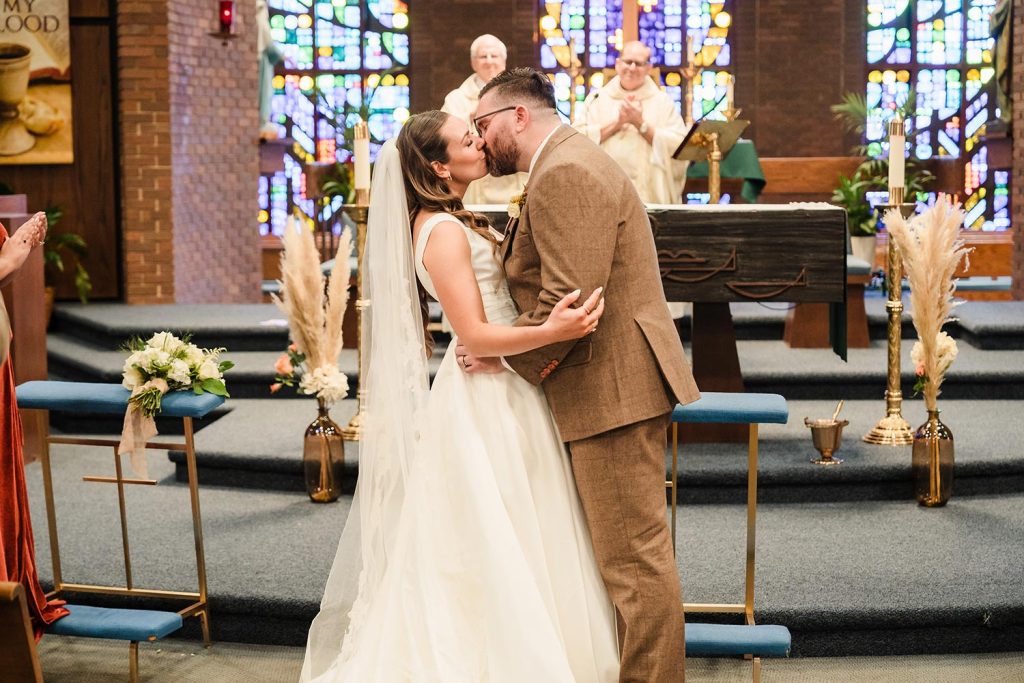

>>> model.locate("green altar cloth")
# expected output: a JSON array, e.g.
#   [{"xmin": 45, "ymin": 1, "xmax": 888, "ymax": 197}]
[{"xmin": 686, "ymin": 139, "xmax": 765, "ymax": 203}]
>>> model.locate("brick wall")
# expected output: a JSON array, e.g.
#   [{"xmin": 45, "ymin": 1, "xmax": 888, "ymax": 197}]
[
  {"xmin": 118, "ymin": 0, "xmax": 261, "ymax": 303},
  {"xmin": 118, "ymin": 0, "xmax": 174, "ymax": 303},
  {"xmin": 410, "ymin": 0, "xmax": 538, "ymax": 113},
  {"xmin": 1013, "ymin": 0, "xmax": 1023, "ymax": 299},
  {"xmin": 168, "ymin": 0, "xmax": 261, "ymax": 303},
  {"xmin": 734, "ymin": 0, "xmax": 865, "ymax": 156}
]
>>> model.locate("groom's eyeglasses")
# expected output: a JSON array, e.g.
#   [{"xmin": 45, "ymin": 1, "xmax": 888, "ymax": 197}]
[{"xmin": 472, "ymin": 105, "xmax": 517, "ymax": 135}]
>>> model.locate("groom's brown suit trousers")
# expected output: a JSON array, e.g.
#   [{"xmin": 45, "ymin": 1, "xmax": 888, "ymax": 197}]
[{"xmin": 503, "ymin": 125, "xmax": 701, "ymax": 682}]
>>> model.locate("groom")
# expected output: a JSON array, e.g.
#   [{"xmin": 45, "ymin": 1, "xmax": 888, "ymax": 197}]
[{"xmin": 461, "ymin": 67, "xmax": 700, "ymax": 681}]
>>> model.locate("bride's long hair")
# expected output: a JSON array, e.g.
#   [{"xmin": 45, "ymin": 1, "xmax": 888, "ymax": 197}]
[{"xmin": 396, "ymin": 110, "xmax": 496, "ymax": 354}]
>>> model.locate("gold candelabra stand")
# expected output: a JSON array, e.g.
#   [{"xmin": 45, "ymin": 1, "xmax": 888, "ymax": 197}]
[
  {"xmin": 340, "ymin": 187, "xmax": 369, "ymax": 441},
  {"xmin": 681, "ymin": 62, "xmax": 702, "ymax": 126},
  {"xmin": 863, "ymin": 186, "xmax": 916, "ymax": 446},
  {"xmin": 690, "ymin": 130, "xmax": 723, "ymax": 203},
  {"xmin": 550, "ymin": 38, "xmax": 584, "ymax": 122}
]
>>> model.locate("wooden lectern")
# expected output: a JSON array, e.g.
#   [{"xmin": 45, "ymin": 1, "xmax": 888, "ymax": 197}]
[
  {"xmin": 674, "ymin": 119, "xmax": 750, "ymax": 204},
  {"xmin": 674, "ymin": 119, "xmax": 753, "ymax": 441}
]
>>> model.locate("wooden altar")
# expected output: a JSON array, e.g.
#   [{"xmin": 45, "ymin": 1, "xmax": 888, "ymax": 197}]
[{"xmin": 475, "ymin": 203, "xmax": 848, "ymax": 441}]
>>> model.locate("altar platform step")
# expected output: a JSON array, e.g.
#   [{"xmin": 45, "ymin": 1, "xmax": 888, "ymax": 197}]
[
  {"xmin": 146, "ymin": 398, "xmax": 1024, "ymax": 504},
  {"xmin": 46, "ymin": 331, "xmax": 443, "ymax": 404},
  {"xmin": 23, "ymin": 444, "xmax": 1024, "ymax": 656},
  {"xmin": 44, "ymin": 333, "xmax": 1024, "ymax": 436},
  {"xmin": 730, "ymin": 298, "xmax": 1024, "ymax": 349},
  {"xmin": 52, "ymin": 300, "xmax": 1024, "ymax": 352}
]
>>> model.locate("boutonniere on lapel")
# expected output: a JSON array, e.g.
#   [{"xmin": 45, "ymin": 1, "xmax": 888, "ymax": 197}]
[{"xmin": 507, "ymin": 190, "xmax": 528, "ymax": 220}]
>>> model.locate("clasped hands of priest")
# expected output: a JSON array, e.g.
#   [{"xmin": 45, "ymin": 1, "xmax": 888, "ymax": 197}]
[{"xmin": 602, "ymin": 97, "xmax": 655, "ymax": 145}]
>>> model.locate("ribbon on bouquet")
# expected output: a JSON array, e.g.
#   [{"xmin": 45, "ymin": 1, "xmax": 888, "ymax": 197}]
[{"xmin": 117, "ymin": 378, "xmax": 169, "ymax": 478}]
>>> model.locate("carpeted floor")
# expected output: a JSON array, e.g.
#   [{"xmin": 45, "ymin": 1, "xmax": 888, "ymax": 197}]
[
  {"xmin": 34, "ymin": 637, "xmax": 1024, "ymax": 682},
  {"xmin": 21, "ymin": 301, "xmax": 1024, "ymax": 661},
  {"xmin": 24, "ymin": 440, "xmax": 1024, "ymax": 655}
]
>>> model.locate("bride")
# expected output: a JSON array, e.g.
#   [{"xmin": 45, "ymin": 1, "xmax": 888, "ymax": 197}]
[{"xmin": 300, "ymin": 110, "xmax": 619, "ymax": 682}]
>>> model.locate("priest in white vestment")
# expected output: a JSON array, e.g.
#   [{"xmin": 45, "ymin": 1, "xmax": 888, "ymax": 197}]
[
  {"xmin": 441, "ymin": 34, "xmax": 527, "ymax": 205},
  {"xmin": 574, "ymin": 41, "xmax": 689, "ymax": 204}
]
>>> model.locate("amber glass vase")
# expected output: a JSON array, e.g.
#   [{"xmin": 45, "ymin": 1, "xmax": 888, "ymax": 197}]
[
  {"xmin": 303, "ymin": 399, "xmax": 345, "ymax": 503},
  {"xmin": 912, "ymin": 409, "xmax": 954, "ymax": 507}
]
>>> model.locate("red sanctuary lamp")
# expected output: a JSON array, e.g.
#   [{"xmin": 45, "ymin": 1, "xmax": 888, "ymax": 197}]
[
  {"xmin": 209, "ymin": 0, "xmax": 239, "ymax": 45},
  {"xmin": 219, "ymin": 1, "xmax": 235, "ymax": 32}
]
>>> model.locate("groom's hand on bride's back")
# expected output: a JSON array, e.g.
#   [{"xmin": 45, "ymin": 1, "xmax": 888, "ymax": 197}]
[{"xmin": 454, "ymin": 344, "xmax": 505, "ymax": 374}]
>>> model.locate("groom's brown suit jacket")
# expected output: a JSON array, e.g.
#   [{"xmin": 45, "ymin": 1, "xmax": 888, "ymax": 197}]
[{"xmin": 503, "ymin": 125, "xmax": 700, "ymax": 442}]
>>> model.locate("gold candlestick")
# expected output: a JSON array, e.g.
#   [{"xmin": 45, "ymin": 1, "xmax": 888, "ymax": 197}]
[
  {"xmin": 863, "ymin": 192, "xmax": 916, "ymax": 446},
  {"xmin": 342, "ymin": 120, "xmax": 370, "ymax": 441},
  {"xmin": 681, "ymin": 37, "xmax": 701, "ymax": 126},
  {"xmin": 551, "ymin": 38, "xmax": 583, "ymax": 122},
  {"xmin": 340, "ymin": 190, "xmax": 369, "ymax": 441}
]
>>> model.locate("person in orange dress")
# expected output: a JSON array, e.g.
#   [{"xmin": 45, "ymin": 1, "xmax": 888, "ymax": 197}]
[{"xmin": 0, "ymin": 210, "xmax": 68, "ymax": 638}]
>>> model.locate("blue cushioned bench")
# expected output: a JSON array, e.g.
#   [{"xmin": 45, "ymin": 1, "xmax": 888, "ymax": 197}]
[
  {"xmin": 16, "ymin": 380, "xmax": 224, "ymax": 683},
  {"xmin": 48, "ymin": 604, "xmax": 183, "ymax": 641},
  {"xmin": 957, "ymin": 275, "xmax": 1011, "ymax": 292},
  {"xmin": 669, "ymin": 391, "xmax": 791, "ymax": 681}
]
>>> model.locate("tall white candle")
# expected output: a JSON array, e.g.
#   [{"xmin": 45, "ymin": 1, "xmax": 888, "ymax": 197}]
[
  {"xmin": 726, "ymin": 75, "xmax": 735, "ymax": 109},
  {"xmin": 887, "ymin": 115, "xmax": 905, "ymax": 192},
  {"xmin": 354, "ymin": 120, "xmax": 370, "ymax": 191}
]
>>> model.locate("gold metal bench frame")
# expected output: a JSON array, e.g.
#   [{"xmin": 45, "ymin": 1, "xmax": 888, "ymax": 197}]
[
  {"xmin": 669, "ymin": 422, "xmax": 765, "ymax": 682},
  {"xmin": 31, "ymin": 409, "xmax": 211, "ymax": 682}
]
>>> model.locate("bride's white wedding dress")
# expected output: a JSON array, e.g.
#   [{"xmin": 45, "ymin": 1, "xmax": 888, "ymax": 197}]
[{"xmin": 306, "ymin": 213, "xmax": 619, "ymax": 682}]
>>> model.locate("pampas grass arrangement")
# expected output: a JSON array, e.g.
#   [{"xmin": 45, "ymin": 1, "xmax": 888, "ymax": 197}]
[
  {"xmin": 271, "ymin": 217, "xmax": 354, "ymax": 406},
  {"xmin": 884, "ymin": 196, "xmax": 971, "ymax": 412}
]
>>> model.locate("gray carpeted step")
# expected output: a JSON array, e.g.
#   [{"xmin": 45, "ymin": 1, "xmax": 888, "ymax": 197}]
[
  {"xmin": 740, "ymin": 340, "xmax": 1024, "ymax": 400},
  {"xmin": 166, "ymin": 399, "xmax": 362, "ymax": 492},
  {"xmin": 955, "ymin": 302, "xmax": 1024, "ymax": 350},
  {"xmin": 23, "ymin": 446, "xmax": 1024, "ymax": 656},
  {"xmin": 45, "ymin": 333, "xmax": 357, "ymax": 403},
  {"xmin": 51, "ymin": 303, "xmax": 293, "ymax": 352},
  {"xmin": 47, "ymin": 329, "xmax": 1024, "ymax": 408},
  {"xmin": 52, "ymin": 299, "xmax": 1024, "ymax": 352},
  {"xmin": 167, "ymin": 398, "xmax": 1024, "ymax": 503},
  {"xmin": 729, "ymin": 295, "xmax": 913, "ymax": 342}
]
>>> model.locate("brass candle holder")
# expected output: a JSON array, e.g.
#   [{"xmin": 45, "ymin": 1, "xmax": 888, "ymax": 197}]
[
  {"xmin": 340, "ymin": 187, "xmax": 369, "ymax": 441},
  {"xmin": 863, "ymin": 189, "xmax": 916, "ymax": 446}
]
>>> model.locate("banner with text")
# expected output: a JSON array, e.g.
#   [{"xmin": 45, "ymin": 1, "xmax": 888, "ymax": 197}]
[{"xmin": 0, "ymin": 0, "xmax": 72, "ymax": 165}]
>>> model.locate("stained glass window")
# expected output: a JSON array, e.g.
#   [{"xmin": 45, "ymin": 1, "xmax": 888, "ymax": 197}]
[
  {"xmin": 538, "ymin": 1, "xmax": 624, "ymax": 118},
  {"xmin": 259, "ymin": 1, "xmax": 410, "ymax": 236},
  {"xmin": 641, "ymin": 1, "xmax": 734, "ymax": 122},
  {"xmin": 537, "ymin": 1, "xmax": 733, "ymax": 123},
  {"xmin": 865, "ymin": 0, "xmax": 1010, "ymax": 231}
]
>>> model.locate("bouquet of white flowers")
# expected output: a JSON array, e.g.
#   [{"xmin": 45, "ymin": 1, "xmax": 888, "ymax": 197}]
[
  {"xmin": 271, "ymin": 343, "xmax": 350, "ymax": 406},
  {"xmin": 270, "ymin": 217, "xmax": 354, "ymax": 408},
  {"xmin": 118, "ymin": 332, "xmax": 233, "ymax": 477}
]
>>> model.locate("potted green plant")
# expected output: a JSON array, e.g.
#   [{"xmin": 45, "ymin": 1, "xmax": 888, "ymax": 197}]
[
  {"xmin": 42, "ymin": 204, "xmax": 91, "ymax": 324},
  {"xmin": 831, "ymin": 165, "xmax": 879, "ymax": 263},
  {"xmin": 831, "ymin": 91, "xmax": 935, "ymax": 266}
]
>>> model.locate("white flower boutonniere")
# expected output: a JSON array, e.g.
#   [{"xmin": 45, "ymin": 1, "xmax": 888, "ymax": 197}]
[{"xmin": 507, "ymin": 191, "xmax": 527, "ymax": 219}]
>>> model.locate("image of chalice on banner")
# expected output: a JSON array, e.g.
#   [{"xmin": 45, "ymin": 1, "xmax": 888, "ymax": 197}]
[
  {"xmin": 0, "ymin": 0, "xmax": 73, "ymax": 164},
  {"xmin": 0, "ymin": 43, "xmax": 35, "ymax": 155}
]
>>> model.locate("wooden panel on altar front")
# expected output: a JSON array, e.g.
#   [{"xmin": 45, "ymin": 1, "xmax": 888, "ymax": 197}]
[
  {"xmin": 473, "ymin": 204, "xmax": 847, "ymax": 305},
  {"xmin": 648, "ymin": 205, "xmax": 847, "ymax": 304}
]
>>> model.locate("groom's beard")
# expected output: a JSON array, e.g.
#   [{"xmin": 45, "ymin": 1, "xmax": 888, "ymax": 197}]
[{"xmin": 485, "ymin": 136, "xmax": 520, "ymax": 177}]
